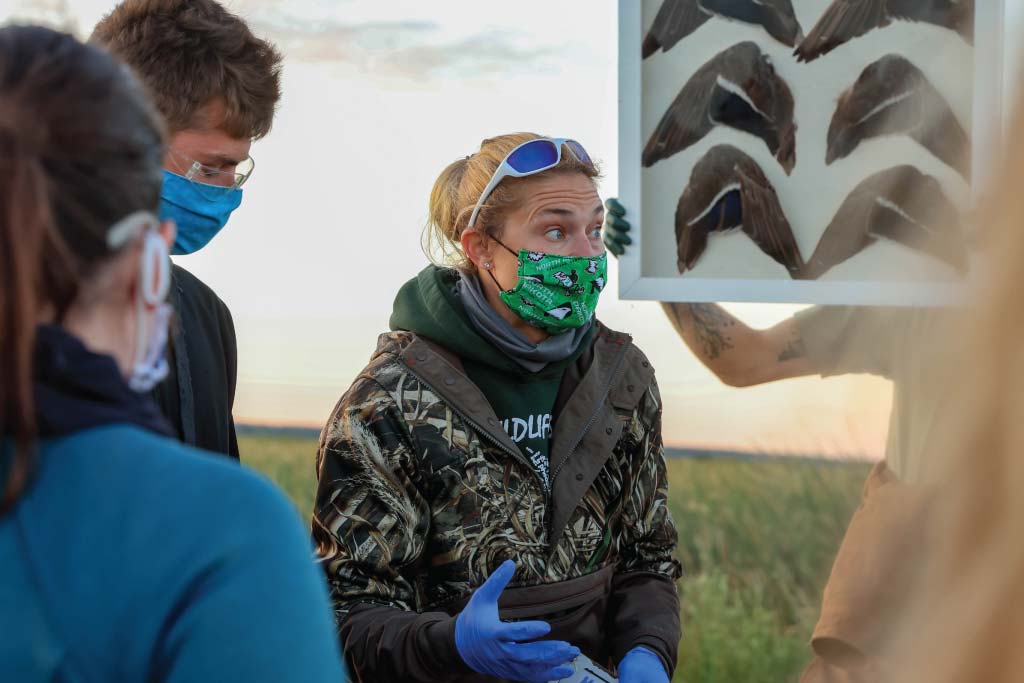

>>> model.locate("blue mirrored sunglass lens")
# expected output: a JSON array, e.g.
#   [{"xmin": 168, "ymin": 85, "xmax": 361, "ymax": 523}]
[
  {"xmin": 506, "ymin": 140, "xmax": 559, "ymax": 173},
  {"xmin": 565, "ymin": 140, "xmax": 592, "ymax": 165}
]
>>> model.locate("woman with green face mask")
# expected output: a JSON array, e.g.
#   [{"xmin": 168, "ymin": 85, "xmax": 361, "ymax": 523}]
[{"xmin": 312, "ymin": 133, "xmax": 682, "ymax": 683}]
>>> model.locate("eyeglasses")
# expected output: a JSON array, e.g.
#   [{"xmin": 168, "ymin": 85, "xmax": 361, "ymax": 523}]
[
  {"xmin": 167, "ymin": 147, "xmax": 255, "ymax": 201},
  {"xmin": 468, "ymin": 138, "xmax": 593, "ymax": 228}
]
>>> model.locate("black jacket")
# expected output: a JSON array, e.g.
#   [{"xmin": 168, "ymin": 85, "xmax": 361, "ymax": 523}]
[{"xmin": 151, "ymin": 264, "xmax": 239, "ymax": 459}]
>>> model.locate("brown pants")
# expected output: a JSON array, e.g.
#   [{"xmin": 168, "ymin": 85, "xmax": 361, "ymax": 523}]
[{"xmin": 800, "ymin": 462, "xmax": 926, "ymax": 683}]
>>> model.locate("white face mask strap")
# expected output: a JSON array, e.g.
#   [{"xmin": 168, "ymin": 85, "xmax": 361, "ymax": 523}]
[
  {"xmin": 129, "ymin": 301, "xmax": 171, "ymax": 392},
  {"xmin": 132, "ymin": 220, "xmax": 169, "ymax": 357},
  {"xmin": 107, "ymin": 210, "xmax": 160, "ymax": 250},
  {"xmin": 124, "ymin": 214, "xmax": 171, "ymax": 392},
  {"xmin": 106, "ymin": 209, "xmax": 170, "ymax": 306},
  {"xmin": 139, "ymin": 228, "xmax": 170, "ymax": 305}
]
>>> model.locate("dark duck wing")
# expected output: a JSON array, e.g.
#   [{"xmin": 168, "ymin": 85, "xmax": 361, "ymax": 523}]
[
  {"xmin": 675, "ymin": 145, "xmax": 743, "ymax": 272},
  {"xmin": 676, "ymin": 145, "xmax": 803, "ymax": 276},
  {"xmin": 801, "ymin": 166, "xmax": 966, "ymax": 278},
  {"xmin": 700, "ymin": 0, "xmax": 805, "ymax": 47},
  {"xmin": 644, "ymin": 42, "xmax": 797, "ymax": 174},
  {"xmin": 643, "ymin": 0, "xmax": 712, "ymax": 58},
  {"xmin": 826, "ymin": 55, "xmax": 971, "ymax": 179},
  {"xmin": 736, "ymin": 156, "xmax": 805, "ymax": 277},
  {"xmin": 795, "ymin": 0, "xmax": 890, "ymax": 63},
  {"xmin": 797, "ymin": 0, "xmax": 973, "ymax": 61}
]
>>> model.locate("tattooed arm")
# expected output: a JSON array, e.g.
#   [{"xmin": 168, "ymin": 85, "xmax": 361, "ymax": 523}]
[{"xmin": 659, "ymin": 302, "xmax": 816, "ymax": 386}]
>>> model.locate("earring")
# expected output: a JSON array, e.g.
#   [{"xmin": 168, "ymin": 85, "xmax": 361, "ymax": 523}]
[{"xmin": 484, "ymin": 262, "xmax": 492, "ymax": 270}]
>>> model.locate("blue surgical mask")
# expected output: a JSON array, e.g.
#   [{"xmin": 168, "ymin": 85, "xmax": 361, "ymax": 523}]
[{"xmin": 159, "ymin": 170, "xmax": 242, "ymax": 255}]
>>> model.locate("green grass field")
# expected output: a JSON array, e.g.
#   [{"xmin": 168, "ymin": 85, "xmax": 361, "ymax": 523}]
[{"xmin": 241, "ymin": 434, "xmax": 868, "ymax": 683}]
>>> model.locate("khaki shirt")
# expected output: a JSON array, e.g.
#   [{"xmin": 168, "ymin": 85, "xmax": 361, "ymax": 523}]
[{"xmin": 795, "ymin": 306, "xmax": 959, "ymax": 483}]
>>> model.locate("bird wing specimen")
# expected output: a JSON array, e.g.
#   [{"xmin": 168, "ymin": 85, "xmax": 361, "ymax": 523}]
[
  {"xmin": 643, "ymin": 0, "xmax": 804, "ymax": 58},
  {"xmin": 826, "ymin": 54, "xmax": 971, "ymax": 179},
  {"xmin": 644, "ymin": 42, "xmax": 797, "ymax": 174},
  {"xmin": 701, "ymin": 0, "xmax": 804, "ymax": 47},
  {"xmin": 643, "ymin": 0, "xmax": 712, "ymax": 58},
  {"xmin": 676, "ymin": 145, "xmax": 805, "ymax": 277},
  {"xmin": 795, "ymin": 0, "xmax": 974, "ymax": 63},
  {"xmin": 801, "ymin": 165, "xmax": 966, "ymax": 279}
]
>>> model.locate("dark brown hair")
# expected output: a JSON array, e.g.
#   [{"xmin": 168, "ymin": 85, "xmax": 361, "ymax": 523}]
[
  {"xmin": 0, "ymin": 25, "xmax": 165, "ymax": 509},
  {"xmin": 425, "ymin": 133, "xmax": 601, "ymax": 270},
  {"xmin": 90, "ymin": 0, "xmax": 282, "ymax": 139}
]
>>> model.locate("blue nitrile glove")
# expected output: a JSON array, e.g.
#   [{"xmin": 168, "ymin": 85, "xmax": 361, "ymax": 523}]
[
  {"xmin": 618, "ymin": 646, "xmax": 669, "ymax": 683},
  {"xmin": 455, "ymin": 560, "xmax": 579, "ymax": 682},
  {"xmin": 601, "ymin": 198, "xmax": 632, "ymax": 257}
]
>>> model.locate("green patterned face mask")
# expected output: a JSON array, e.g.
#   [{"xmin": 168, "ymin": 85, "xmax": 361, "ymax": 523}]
[{"xmin": 487, "ymin": 240, "xmax": 608, "ymax": 334}]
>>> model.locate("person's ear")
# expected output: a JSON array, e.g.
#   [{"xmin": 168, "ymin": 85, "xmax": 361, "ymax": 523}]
[
  {"xmin": 112, "ymin": 236, "xmax": 145, "ymax": 307},
  {"xmin": 461, "ymin": 226, "xmax": 495, "ymax": 271}
]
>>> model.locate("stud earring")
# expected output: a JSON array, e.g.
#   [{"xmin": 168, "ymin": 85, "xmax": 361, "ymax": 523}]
[{"xmin": 484, "ymin": 262, "xmax": 492, "ymax": 270}]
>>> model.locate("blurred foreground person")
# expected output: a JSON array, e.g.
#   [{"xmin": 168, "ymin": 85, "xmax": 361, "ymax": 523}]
[
  {"xmin": 603, "ymin": 216, "xmax": 959, "ymax": 681},
  {"xmin": 313, "ymin": 133, "xmax": 681, "ymax": 682},
  {"xmin": 91, "ymin": 0, "xmax": 285, "ymax": 460},
  {"xmin": 889, "ymin": 102, "xmax": 1024, "ymax": 683},
  {"xmin": 0, "ymin": 26, "xmax": 344, "ymax": 682}
]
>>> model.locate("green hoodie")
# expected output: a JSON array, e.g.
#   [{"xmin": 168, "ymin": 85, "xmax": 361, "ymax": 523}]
[{"xmin": 390, "ymin": 266, "xmax": 593, "ymax": 490}]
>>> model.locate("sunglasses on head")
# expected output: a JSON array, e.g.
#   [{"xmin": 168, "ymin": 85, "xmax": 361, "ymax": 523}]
[{"xmin": 468, "ymin": 137, "xmax": 593, "ymax": 228}]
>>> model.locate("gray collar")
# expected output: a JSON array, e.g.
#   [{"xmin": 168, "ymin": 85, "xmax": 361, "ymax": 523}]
[{"xmin": 455, "ymin": 273, "xmax": 592, "ymax": 373}]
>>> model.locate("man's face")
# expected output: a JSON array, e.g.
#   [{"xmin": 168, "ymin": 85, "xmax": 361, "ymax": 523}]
[{"xmin": 162, "ymin": 100, "xmax": 252, "ymax": 188}]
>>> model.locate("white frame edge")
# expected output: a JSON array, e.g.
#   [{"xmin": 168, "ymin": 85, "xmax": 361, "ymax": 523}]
[
  {"xmin": 617, "ymin": 0, "xmax": 1004, "ymax": 306},
  {"xmin": 617, "ymin": 0, "xmax": 644, "ymax": 300}
]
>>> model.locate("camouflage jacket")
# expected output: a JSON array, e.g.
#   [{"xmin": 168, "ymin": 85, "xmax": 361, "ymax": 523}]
[{"xmin": 312, "ymin": 323, "xmax": 682, "ymax": 682}]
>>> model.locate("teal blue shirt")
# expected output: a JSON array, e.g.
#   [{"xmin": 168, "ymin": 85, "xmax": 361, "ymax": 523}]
[{"xmin": 0, "ymin": 425, "xmax": 345, "ymax": 682}]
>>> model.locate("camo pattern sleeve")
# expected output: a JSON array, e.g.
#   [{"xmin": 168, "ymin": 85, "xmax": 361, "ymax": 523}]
[
  {"xmin": 615, "ymin": 376, "xmax": 681, "ymax": 578},
  {"xmin": 607, "ymin": 375, "xmax": 683, "ymax": 676},
  {"xmin": 312, "ymin": 373, "xmax": 430, "ymax": 617}
]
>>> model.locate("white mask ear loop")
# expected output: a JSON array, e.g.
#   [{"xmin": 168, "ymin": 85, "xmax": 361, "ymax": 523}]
[
  {"xmin": 129, "ymin": 227, "xmax": 172, "ymax": 392},
  {"xmin": 105, "ymin": 210, "xmax": 172, "ymax": 391},
  {"xmin": 138, "ymin": 226, "xmax": 171, "ymax": 304}
]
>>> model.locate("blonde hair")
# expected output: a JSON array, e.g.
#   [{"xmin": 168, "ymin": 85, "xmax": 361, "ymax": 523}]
[
  {"xmin": 892, "ymin": 96, "xmax": 1024, "ymax": 681},
  {"xmin": 423, "ymin": 132, "xmax": 601, "ymax": 270}
]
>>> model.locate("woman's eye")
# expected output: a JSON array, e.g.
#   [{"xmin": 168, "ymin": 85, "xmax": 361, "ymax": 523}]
[
  {"xmin": 545, "ymin": 228, "xmax": 565, "ymax": 241},
  {"xmin": 589, "ymin": 226, "xmax": 603, "ymax": 239}
]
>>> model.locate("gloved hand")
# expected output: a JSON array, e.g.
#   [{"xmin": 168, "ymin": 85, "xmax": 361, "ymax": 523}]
[
  {"xmin": 455, "ymin": 560, "xmax": 579, "ymax": 682},
  {"xmin": 601, "ymin": 198, "xmax": 632, "ymax": 257},
  {"xmin": 618, "ymin": 646, "xmax": 668, "ymax": 683}
]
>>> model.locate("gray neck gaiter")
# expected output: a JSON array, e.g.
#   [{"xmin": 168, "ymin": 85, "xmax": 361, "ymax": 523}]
[{"xmin": 455, "ymin": 273, "xmax": 593, "ymax": 373}]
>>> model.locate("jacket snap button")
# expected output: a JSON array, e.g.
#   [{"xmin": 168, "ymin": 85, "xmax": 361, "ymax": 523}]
[
  {"xmin": 444, "ymin": 377, "xmax": 456, "ymax": 386},
  {"xmin": 605, "ymin": 427, "xmax": 613, "ymax": 435},
  {"xmin": 627, "ymin": 384, "xmax": 635, "ymax": 392},
  {"xmin": 575, "ymin": 473, "xmax": 584, "ymax": 481},
  {"xmin": 642, "ymin": 361, "xmax": 649, "ymax": 368}
]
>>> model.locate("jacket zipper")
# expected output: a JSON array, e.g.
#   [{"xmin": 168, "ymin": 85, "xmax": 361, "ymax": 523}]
[
  {"xmin": 548, "ymin": 343, "xmax": 630, "ymax": 486},
  {"xmin": 397, "ymin": 359, "xmax": 548, "ymax": 495},
  {"xmin": 544, "ymin": 343, "xmax": 630, "ymax": 558}
]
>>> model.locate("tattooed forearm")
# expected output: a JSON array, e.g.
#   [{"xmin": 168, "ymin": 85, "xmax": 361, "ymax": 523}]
[
  {"xmin": 777, "ymin": 330, "xmax": 806, "ymax": 362},
  {"xmin": 686, "ymin": 303, "xmax": 736, "ymax": 360}
]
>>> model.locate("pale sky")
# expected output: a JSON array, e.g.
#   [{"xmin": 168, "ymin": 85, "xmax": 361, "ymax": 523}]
[{"xmin": 6, "ymin": 0, "xmax": 1023, "ymax": 456}]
